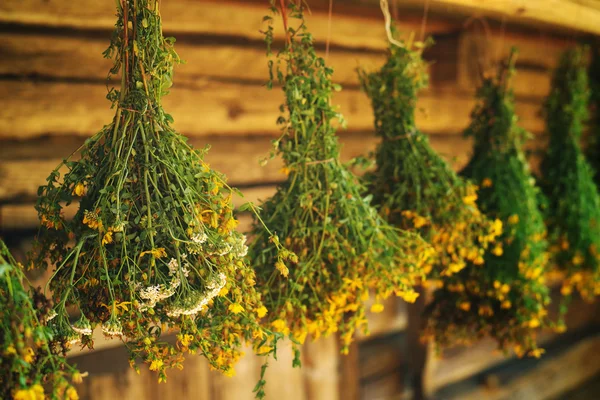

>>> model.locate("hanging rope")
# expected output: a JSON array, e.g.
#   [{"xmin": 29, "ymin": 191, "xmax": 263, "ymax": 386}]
[{"xmin": 380, "ymin": 0, "xmax": 404, "ymax": 48}]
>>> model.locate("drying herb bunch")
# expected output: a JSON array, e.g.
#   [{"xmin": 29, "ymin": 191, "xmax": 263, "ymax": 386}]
[
  {"xmin": 358, "ymin": 39, "xmax": 501, "ymax": 281},
  {"xmin": 249, "ymin": 1, "xmax": 432, "ymax": 355},
  {"xmin": 33, "ymin": 0, "xmax": 283, "ymax": 383},
  {"xmin": 540, "ymin": 47, "xmax": 600, "ymax": 301},
  {"xmin": 425, "ymin": 51, "xmax": 551, "ymax": 356},
  {"xmin": 588, "ymin": 45, "xmax": 600, "ymax": 182},
  {"xmin": 1, "ymin": 240, "xmax": 80, "ymax": 400}
]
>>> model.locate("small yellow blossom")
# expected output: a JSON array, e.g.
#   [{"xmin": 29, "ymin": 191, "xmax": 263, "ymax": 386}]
[
  {"xmin": 508, "ymin": 214, "xmax": 520, "ymax": 225},
  {"xmin": 228, "ymin": 303, "xmax": 244, "ymax": 314},
  {"xmin": 102, "ymin": 230, "xmax": 114, "ymax": 245},
  {"xmin": 370, "ymin": 303, "xmax": 384, "ymax": 313},
  {"xmin": 492, "ymin": 244, "xmax": 503, "ymax": 256},
  {"xmin": 528, "ymin": 348, "xmax": 545, "ymax": 358},
  {"xmin": 256, "ymin": 306, "xmax": 268, "ymax": 318},
  {"xmin": 528, "ymin": 318, "xmax": 540, "ymax": 328},
  {"xmin": 275, "ymin": 260, "xmax": 289, "ymax": 278},
  {"xmin": 73, "ymin": 182, "xmax": 86, "ymax": 197},
  {"xmin": 256, "ymin": 345, "xmax": 273, "ymax": 355},
  {"xmin": 462, "ymin": 194, "xmax": 478, "ymax": 206},
  {"xmin": 271, "ymin": 319, "xmax": 290, "ymax": 335},
  {"xmin": 459, "ymin": 301, "xmax": 471, "ymax": 311},
  {"xmin": 481, "ymin": 178, "xmax": 493, "ymax": 188},
  {"xmin": 501, "ymin": 300, "xmax": 512, "ymax": 309},
  {"xmin": 149, "ymin": 359, "xmax": 164, "ymax": 371}
]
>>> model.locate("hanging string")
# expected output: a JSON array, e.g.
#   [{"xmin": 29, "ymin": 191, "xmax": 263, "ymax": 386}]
[
  {"xmin": 420, "ymin": 0, "xmax": 430, "ymax": 42},
  {"xmin": 463, "ymin": 14, "xmax": 493, "ymax": 80},
  {"xmin": 325, "ymin": 0, "xmax": 333, "ymax": 59},
  {"xmin": 380, "ymin": 0, "xmax": 404, "ymax": 48}
]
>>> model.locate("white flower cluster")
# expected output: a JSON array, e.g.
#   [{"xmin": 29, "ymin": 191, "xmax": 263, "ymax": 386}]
[
  {"xmin": 102, "ymin": 318, "xmax": 123, "ymax": 337},
  {"xmin": 138, "ymin": 255, "xmax": 192, "ymax": 311},
  {"xmin": 167, "ymin": 273, "xmax": 227, "ymax": 317},
  {"xmin": 187, "ymin": 231, "xmax": 208, "ymax": 254},
  {"xmin": 71, "ymin": 316, "xmax": 93, "ymax": 336}
]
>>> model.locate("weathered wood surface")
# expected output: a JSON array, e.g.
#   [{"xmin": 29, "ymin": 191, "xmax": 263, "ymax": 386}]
[{"xmin": 437, "ymin": 333, "xmax": 600, "ymax": 400}]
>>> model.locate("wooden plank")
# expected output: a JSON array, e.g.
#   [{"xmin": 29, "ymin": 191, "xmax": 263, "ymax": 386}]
[
  {"xmin": 303, "ymin": 337, "xmax": 340, "ymax": 400},
  {"xmin": 263, "ymin": 343, "xmax": 305, "ymax": 400},
  {"xmin": 450, "ymin": 334, "xmax": 600, "ymax": 400},
  {"xmin": 0, "ymin": 130, "xmax": 476, "ymax": 203},
  {"xmin": 425, "ymin": 291, "xmax": 600, "ymax": 394},
  {"xmin": 0, "ymin": 0, "xmax": 454, "ymax": 52},
  {"xmin": 396, "ymin": 0, "xmax": 600, "ymax": 36},
  {"xmin": 0, "ymin": 78, "xmax": 545, "ymax": 139},
  {"xmin": 0, "ymin": 31, "xmax": 386, "ymax": 86}
]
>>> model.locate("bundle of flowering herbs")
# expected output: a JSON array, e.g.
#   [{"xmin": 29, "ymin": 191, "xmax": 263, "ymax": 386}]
[
  {"xmin": 539, "ymin": 47, "xmax": 600, "ymax": 302},
  {"xmin": 1, "ymin": 240, "xmax": 81, "ymax": 400},
  {"xmin": 32, "ymin": 0, "xmax": 284, "ymax": 386},
  {"xmin": 588, "ymin": 46, "xmax": 600, "ymax": 182},
  {"xmin": 424, "ymin": 51, "xmax": 551, "ymax": 356},
  {"xmin": 358, "ymin": 38, "xmax": 501, "ymax": 286},
  {"xmin": 248, "ymin": 1, "xmax": 432, "ymax": 356}
]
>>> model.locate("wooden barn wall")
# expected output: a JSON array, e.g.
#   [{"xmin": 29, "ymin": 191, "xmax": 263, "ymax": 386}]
[{"xmin": 1, "ymin": 1, "xmax": 599, "ymax": 399}]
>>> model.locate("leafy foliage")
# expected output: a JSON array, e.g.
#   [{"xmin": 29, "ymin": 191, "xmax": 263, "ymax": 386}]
[
  {"xmin": 33, "ymin": 0, "xmax": 282, "ymax": 385},
  {"xmin": 425, "ymin": 51, "xmax": 551, "ymax": 356},
  {"xmin": 248, "ymin": 1, "xmax": 432, "ymax": 355},
  {"xmin": 1, "ymin": 240, "xmax": 80, "ymax": 400},
  {"xmin": 540, "ymin": 47, "xmax": 600, "ymax": 302}
]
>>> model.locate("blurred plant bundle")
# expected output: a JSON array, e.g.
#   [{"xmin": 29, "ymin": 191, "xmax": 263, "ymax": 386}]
[
  {"xmin": 249, "ymin": 1, "xmax": 432, "ymax": 355},
  {"xmin": 424, "ymin": 51, "xmax": 551, "ymax": 356},
  {"xmin": 540, "ymin": 47, "xmax": 600, "ymax": 302},
  {"xmin": 32, "ymin": 0, "xmax": 281, "ymax": 384},
  {"xmin": 1, "ymin": 240, "xmax": 80, "ymax": 400},
  {"xmin": 588, "ymin": 46, "xmax": 600, "ymax": 182},
  {"xmin": 358, "ymin": 38, "xmax": 501, "ymax": 284}
]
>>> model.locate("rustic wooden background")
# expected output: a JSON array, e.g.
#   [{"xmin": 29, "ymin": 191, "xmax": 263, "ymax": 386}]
[{"xmin": 1, "ymin": 0, "xmax": 600, "ymax": 399}]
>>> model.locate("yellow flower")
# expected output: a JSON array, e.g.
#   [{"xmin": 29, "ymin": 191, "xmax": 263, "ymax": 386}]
[
  {"xmin": 275, "ymin": 260, "xmax": 289, "ymax": 278},
  {"xmin": 13, "ymin": 389, "xmax": 30, "ymax": 400},
  {"xmin": 72, "ymin": 182, "xmax": 86, "ymax": 197},
  {"xmin": 508, "ymin": 214, "xmax": 520, "ymax": 225},
  {"xmin": 149, "ymin": 359, "xmax": 164, "ymax": 371},
  {"xmin": 492, "ymin": 244, "xmax": 503, "ymax": 256},
  {"xmin": 72, "ymin": 371, "xmax": 84, "ymax": 384},
  {"xmin": 280, "ymin": 166, "xmax": 291, "ymax": 176},
  {"xmin": 22, "ymin": 347, "xmax": 35, "ymax": 364},
  {"xmin": 370, "ymin": 303, "xmax": 384, "ymax": 313},
  {"xmin": 102, "ymin": 230, "xmax": 114, "ymax": 245},
  {"xmin": 413, "ymin": 215, "xmax": 428, "ymax": 229},
  {"xmin": 256, "ymin": 345, "xmax": 273, "ymax": 355},
  {"xmin": 400, "ymin": 291, "xmax": 419, "ymax": 303},
  {"xmin": 5, "ymin": 345, "xmax": 16, "ymax": 356},
  {"xmin": 294, "ymin": 330, "xmax": 308, "ymax": 345},
  {"xmin": 65, "ymin": 387, "xmax": 79, "ymax": 400},
  {"xmin": 528, "ymin": 318, "xmax": 540, "ymax": 328},
  {"xmin": 228, "ymin": 303, "xmax": 244, "ymax": 314},
  {"xmin": 481, "ymin": 178, "xmax": 493, "ymax": 188},
  {"xmin": 528, "ymin": 348, "xmax": 545, "ymax": 358},
  {"xmin": 491, "ymin": 219, "xmax": 503, "ymax": 236},
  {"xmin": 572, "ymin": 254, "xmax": 584, "ymax": 266},
  {"xmin": 459, "ymin": 301, "xmax": 471, "ymax": 311},
  {"xmin": 224, "ymin": 368, "xmax": 236, "ymax": 377},
  {"xmin": 462, "ymin": 194, "xmax": 478, "ymax": 206},
  {"xmin": 271, "ymin": 319, "xmax": 290, "ymax": 335},
  {"xmin": 501, "ymin": 300, "xmax": 512, "ymax": 309},
  {"xmin": 448, "ymin": 261, "xmax": 466, "ymax": 274},
  {"xmin": 560, "ymin": 284, "xmax": 573, "ymax": 296},
  {"xmin": 256, "ymin": 306, "xmax": 268, "ymax": 318}
]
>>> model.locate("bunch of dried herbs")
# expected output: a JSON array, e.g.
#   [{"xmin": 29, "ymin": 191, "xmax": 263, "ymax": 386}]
[
  {"xmin": 1, "ymin": 240, "xmax": 80, "ymax": 400},
  {"xmin": 358, "ymin": 39, "xmax": 501, "ymax": 285},
  {"xmin": 248, "ymin": 1, "xmax": 432, "ymax": 355},
  {"xmin": 33, "ymin": 0, "xmax": 283, "ymax": 385},
  {"xmin": 588, "ymin": 45, "xmax": 600, "ymax": 182},
  {"xmin": 540, "ymin": 47, "xmax": 600, "ymax": 302},
  {"xmin": 424, "ymin": 51, "xmax": 551, "ymax": 356}
]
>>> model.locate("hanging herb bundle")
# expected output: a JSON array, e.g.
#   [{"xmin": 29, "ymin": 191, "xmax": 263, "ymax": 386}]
[
  {"xmin": 424, "ymin": 51, "xmax": 551, "ymax": 356},
  {"xmin": 588, "ymin": 45, "xmax": 600, "ymax": 181},
  {"xmin": 358, "ymin": 38, "xmax": 501, "ymax": 282},
  {"xmin": 540, "ymin": 47, "xmax": 600, "ymax": 301},
  {"xmin": 248, "ymin": 1, "xmax": 432, "ymax": 354},
  {"xmin": 33, "ymin": 0, "xmax": 283, "ymax": 383},
  {"xmin": 1, "ymin": 240, "xmax": 80, "ymax": 400}
]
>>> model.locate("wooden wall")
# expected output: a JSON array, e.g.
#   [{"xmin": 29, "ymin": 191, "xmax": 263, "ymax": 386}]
[{"xmin": 1, "ymin": 1, "xmax": 600, "ymax": 399}]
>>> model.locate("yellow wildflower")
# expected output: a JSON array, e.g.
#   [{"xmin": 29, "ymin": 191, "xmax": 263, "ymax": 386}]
[
  {"xmin": 528, "ymin": 318, "xmax": 540, "ymax": 328},
  {"xmin": 572, "ymin": 254, "xmax": 584, "ymax": 266},
  {"xmin": 462, "ymin": 194, "xmax": 478, "ymax": 206},
  {"xmin": 271, "ymin": 319, "xmax": 290, "ymax": 335},
  {"xmin": 72, "ymin": 182, "xmax": 86, "ymax": 197},
  {"xmin": 481, "ymin": 178, "xmax": 493, "ymax": 188},
  {"xmin": 508, "ymin": 214, "xmax": 520, "ymax": 225},
  {"xmin": 370, "ymin": 303, "xmax": 384, "ymax": 313},
  {"xmin": 280, "ymin": 166, "xmax": 291, "ymax": 176},
  {"xmin": 400, "ymin": 291, "xmax": 419, "ymax": 303},
  {"xmin": 256, "ymin": 306, "xmax": 268, "ymax": 318},
  {"xmin": 256, "ymin": 345, "xmax": 274, "ymax": 355},
  {"xmin": 492, "ymin": 244, "xmax": 503, "ymax": 256},
  {"xmin": 413, "ymin": 215, "xmax": 428, "ymax": 229},
  {"xmin": 149, "ymin": 359, "xmax": 164, "ymax": 371},
  {"xmin": 459, "ymin": 301, "xmax": 471, "ymax": 311},
  {"xmin": 23, "ymin": 347, "xmax": 35, "ymax": 364},
  {"xmin": 528, "ymin": 348, "xmax": 545, "ymax": 358},
  {"xmin": 294, "ymin": 330, "xmax": 308, "ymax": 345},
  {"xmin": 275, "ymin": 260, "xmax": 289, "ymax": 278},
  {"xmin": 102, "ymin": 230, "xmax": 113, "ymax": 245},
  {"xmin": 228, "ymin": 303, "xmax": 244, "ymax": 314},
  {"xmin": 501, "ymin": 300, "xmax": 512, "ymax": 309},
  {"xmin": 65, "ymin": 387, "xmax": 79, "ymax": 400}
]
